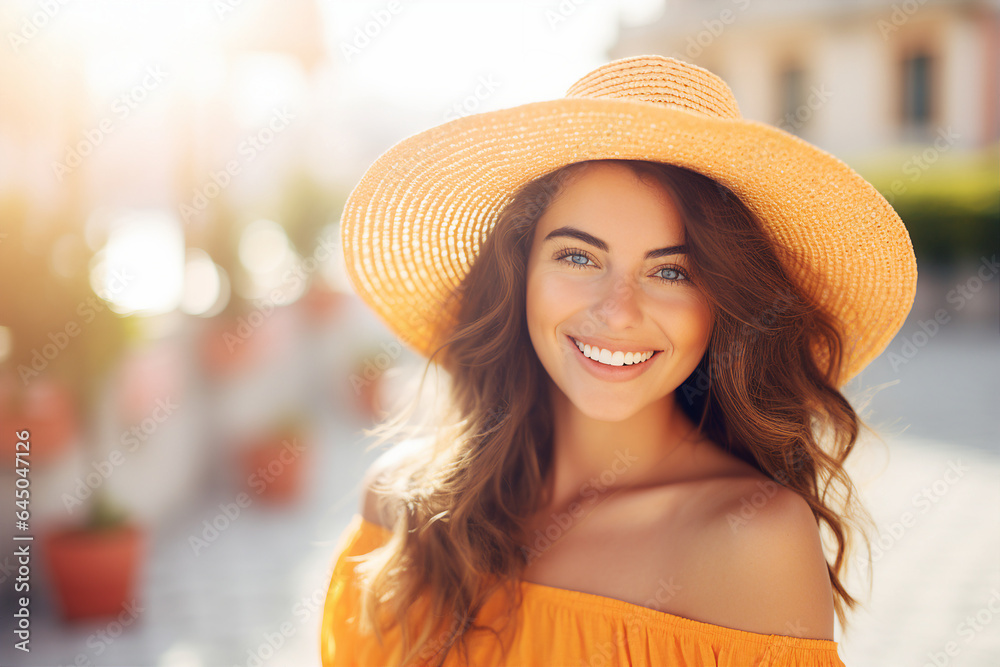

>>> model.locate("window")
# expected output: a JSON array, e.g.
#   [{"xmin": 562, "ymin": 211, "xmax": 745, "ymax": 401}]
[
  {"xmin": 777, "ymin": 64, "xmax": 810, "ymax": 135},
  {"xmin": 901, "ymin": 52, "xmax": 933, "ymax": 127}
]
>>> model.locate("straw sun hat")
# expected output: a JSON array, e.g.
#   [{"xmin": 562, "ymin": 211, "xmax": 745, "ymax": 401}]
[{"xmin": 340, "ymin": 54, "xmax": 917, "ymax": 388}]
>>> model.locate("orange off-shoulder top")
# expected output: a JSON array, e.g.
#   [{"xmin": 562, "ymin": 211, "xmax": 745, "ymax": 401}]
[{"xmin": 320, "ymin": 513, "xmax": 848, "ymax": 666}]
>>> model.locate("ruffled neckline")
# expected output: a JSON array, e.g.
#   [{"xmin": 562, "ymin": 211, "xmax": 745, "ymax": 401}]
[{"xmin": 353, "ymin": 514, "xmax": 840, "ymax": 653}]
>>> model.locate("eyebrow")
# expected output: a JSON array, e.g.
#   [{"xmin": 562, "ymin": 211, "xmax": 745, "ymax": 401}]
[{"xmin": 543, "ymin": 226, "xmax": 688, "ymax": 260}]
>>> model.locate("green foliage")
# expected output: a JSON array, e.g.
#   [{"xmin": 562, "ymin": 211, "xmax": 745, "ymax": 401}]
[
  {"xmin": 0, "ymin": 199, "xmax": 136, "ymax": 408},
  {"xmin": 859, "ymin": 146, "xmax": 999, "ymax": 267},
  {"xmin": 0, "ymin": 195, "xmax": 137, "ymax": 529},
  {"xmin": 888, "ymin": 189, "xmax": 998, "ymax": 265},
  {"xmin": 270, "ymin": 409, "xmax": 310, "ymax": 446},
  {"xmin": 86, "ymin": 488, "xmax": 131, "ymax": 532}
]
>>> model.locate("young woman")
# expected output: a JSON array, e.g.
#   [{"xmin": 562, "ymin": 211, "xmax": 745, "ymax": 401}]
[{"xmin": 321, "ymin": 55, "xmax": 917, "ymax": 666}]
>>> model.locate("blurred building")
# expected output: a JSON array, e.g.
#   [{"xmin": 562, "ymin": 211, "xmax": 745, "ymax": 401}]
[{"xmin": 610, "ymin": 0, "xmax": 999, "ymax": 165}]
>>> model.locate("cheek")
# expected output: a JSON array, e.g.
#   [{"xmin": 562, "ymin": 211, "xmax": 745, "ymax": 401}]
[
  {"xmin": 688, "ymin": 299, "xmax": 714, "ymax": 350},
  {"xmin": 657, "ymin": 293, "xmax": 714, "ymax": 350},
  {"xmin": 526, "ymin": 272, "xmax": 584, "ymax": 328}
]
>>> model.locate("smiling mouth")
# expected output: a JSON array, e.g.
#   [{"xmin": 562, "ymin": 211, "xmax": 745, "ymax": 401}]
[{"xmin": 569, "ymin": 336, "xmax": 662, "ymax": 367}]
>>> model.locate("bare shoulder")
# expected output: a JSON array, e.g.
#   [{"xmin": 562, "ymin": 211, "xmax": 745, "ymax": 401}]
[
  {"xmin": 693, "ymin": 475, "xmax": 836, "ymax": 640},
  {"xmin": 359, "ymin": 439, "xmax": 424, "ymax": 529}
]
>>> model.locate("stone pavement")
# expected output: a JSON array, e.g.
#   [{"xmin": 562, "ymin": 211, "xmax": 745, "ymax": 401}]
[{"xmin": 837, "ymin": 435, "xmax": 1000, "ymax": 667}]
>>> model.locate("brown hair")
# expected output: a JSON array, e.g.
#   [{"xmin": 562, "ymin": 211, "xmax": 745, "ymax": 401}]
[{"xmin": 350, "ymin": 159, "xmax": 876, "ymax": 666}]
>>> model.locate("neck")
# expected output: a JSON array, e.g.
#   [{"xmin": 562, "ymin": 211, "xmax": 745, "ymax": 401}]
[{"xmin": 540, "ymin": 378, "xmax": 700, "ymax": 512}]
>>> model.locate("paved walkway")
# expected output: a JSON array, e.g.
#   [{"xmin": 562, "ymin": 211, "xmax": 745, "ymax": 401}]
[{"xmin": 838, "ymin": 435, "xmax": 1000, "ymax": 667}]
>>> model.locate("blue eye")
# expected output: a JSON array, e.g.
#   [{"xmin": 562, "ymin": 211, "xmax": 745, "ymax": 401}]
[
  {"xmin": 554, "ymin": 249, "xmax": 596, "ymax": 269},
  {"xmin": 553, "ymin": 248, "xmax": 690, "ymax": 285},
  {"xmin": 655, "ymin": 267, "xmax": 689, "ymax": 283}
]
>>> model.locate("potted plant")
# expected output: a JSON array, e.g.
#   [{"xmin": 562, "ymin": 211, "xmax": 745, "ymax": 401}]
[
  {"xmin": 0, "ymin": 201, "xmax": 145, "ymax": 621},
  {"xmin": 38, "ymin": 290, "xmax": 145, "ymax": 622},
  {"xmin": 239, "ymin": 411, "xmax": 310, "ymax": 504},
  {"xmin": 42, "ymin": 491, "xmax": 143, "ymax": 621},
  {"xmin": 0, "ymin": 374, "xmax": 79, "ymax": 469}
]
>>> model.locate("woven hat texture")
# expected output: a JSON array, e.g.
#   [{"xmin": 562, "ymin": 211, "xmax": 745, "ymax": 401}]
[{"xmin": 340, "ymin": 55, "xmax": 918, "ymax": 388}]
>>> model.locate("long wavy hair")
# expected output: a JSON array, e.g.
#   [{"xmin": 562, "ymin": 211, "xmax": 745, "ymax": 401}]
[{"xmin": 349, "ymin": 159, "xmax": 878, "ymax": 666}]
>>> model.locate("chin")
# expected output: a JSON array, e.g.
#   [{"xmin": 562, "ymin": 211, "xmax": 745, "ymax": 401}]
[{"xmin": 565, "ymin": 391, "xmax": 648, "ymax": 423}]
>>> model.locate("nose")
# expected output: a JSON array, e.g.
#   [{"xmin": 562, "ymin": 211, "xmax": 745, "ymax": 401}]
[{"xmin": 593, "ymin": 273, "xmax": 643, "ymax": 330}]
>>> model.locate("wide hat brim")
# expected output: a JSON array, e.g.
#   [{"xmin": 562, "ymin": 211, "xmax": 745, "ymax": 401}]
[{"xmin": 340, "ymin": 69, "xmax": 917, "ymax": 389}]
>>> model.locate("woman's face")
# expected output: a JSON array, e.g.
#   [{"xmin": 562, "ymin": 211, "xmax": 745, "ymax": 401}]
[{"xmin": 525, "ymin": 162, "xmax": 714, "ymax": 422}]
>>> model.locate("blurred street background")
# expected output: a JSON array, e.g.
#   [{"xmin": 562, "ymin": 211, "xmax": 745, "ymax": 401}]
[{"xmin": 0, "ymin": 1, "xmax": 997, "ymax": 666}]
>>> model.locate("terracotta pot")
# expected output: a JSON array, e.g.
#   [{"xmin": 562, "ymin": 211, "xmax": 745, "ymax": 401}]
[
  {"xmin": 300, "ymin": 282, "xmax": 349, "ymax": 321},
  {"xmin": 240, "ymin": 434, "xmax": 307, "ymax": 504},
  {"xmin": 43, "ymin": 523, "xmax": 144, "ymax": 621},
  {"xmin": 200, "ymin": 307, "xmax": 295, "ymax": 377},
  {"xmin": 0, "ymin": 375, "xmax": 78, "ymax": 468},
  {"xmin": 199, "ymin": 317, "xmax": 264, "ymax": 376}
]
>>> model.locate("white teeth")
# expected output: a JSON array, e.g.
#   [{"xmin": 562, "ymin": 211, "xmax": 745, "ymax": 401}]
[{"xmin": 572, "ymin": 338, "xmax": 655, "ymax": 366}]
